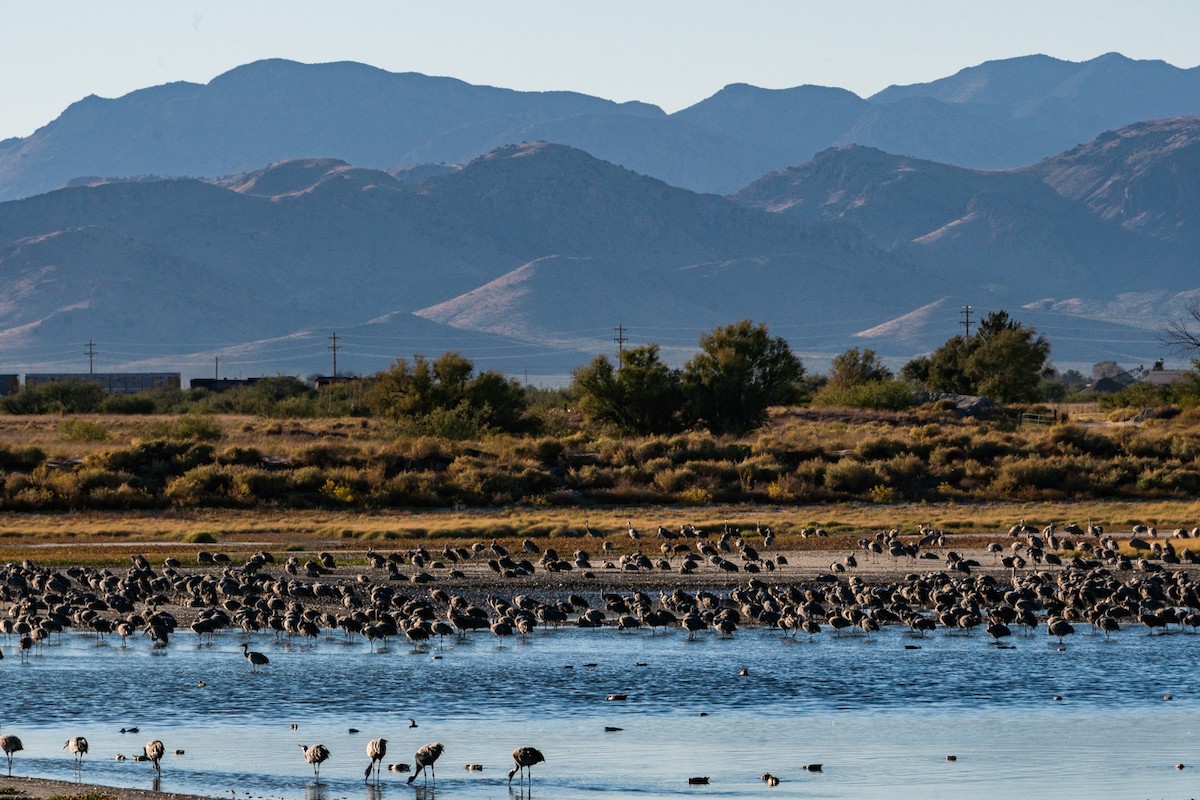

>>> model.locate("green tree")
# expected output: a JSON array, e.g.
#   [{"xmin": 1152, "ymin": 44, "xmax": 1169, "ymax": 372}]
[
  {"xmin": 827, "ymin": 347, "xmax": 892, "ymax": 388},
  {"xmin": 680, "ymin": 320, "xmax": 804, "ymax": 434},
  {"xmin": 366, "ymin": 352, "xmax": 529, "ymax": 434},
  {"xmin": 465, "ymin": 370, "xmax": 531, "ymax": 433},
  {"xmin": 904, "ymin": 310, "xmax": 1050, "ymax": 403},
  {"xmin": 365, "ymin": 356, "xmax": 438, "ymax": 419},
  {"xmin": 2, "ymin": 380, "xmax": 105, "ymax": 414},
  {"xmin": 571, "ymin": 345, "xmax": 683, "ymax": 434}
]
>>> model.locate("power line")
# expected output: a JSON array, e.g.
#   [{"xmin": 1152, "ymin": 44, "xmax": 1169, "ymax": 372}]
[
  {"xmin": 328, "ymin": 332, "xmax": 341, "ymax": 376},
  {"xmin": 84, "ymin": 340, "xmax": 97, "ymax": 374},
  {"xmin": 613, "ymin": 324, "xmax": 626, "ymax": 362},
  {"xmin": 960, "ymin": 305, "xmax": 973, "ymax": 338}
]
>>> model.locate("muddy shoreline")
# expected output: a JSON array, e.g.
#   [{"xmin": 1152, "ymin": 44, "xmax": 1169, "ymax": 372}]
[{"xmin": 0, "ymin": 775, "xmax": 213, "ymax": 800}]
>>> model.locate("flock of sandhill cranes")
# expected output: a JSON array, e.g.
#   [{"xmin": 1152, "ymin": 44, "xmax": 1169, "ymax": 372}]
[
  {"xmin": 2, "ymin": 731, "xmax": 544, "ymax": 788},
  {"xmin": 3, "ymin": 517, "xmax": 1200, "ymax": 793},
  {"xmin": 0, "ymin": 518, "xmax": 1197, "ymax": 654}
]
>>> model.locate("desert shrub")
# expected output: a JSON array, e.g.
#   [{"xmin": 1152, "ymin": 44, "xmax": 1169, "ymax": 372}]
[
  {"xmin": 145, "ymin": 415, "xmax": 223, "ymax": 442},
  {"xmin": 230, "ymin": 468, "xmax": 289, "ymax": 503},
  {"xmin": 97, "ymin": 393, "xmax": 159, "ymax": 414},
  {"xmin": 287, "ymin": 466, "xmax": 330, "ymax": 494},
  {"xmin": 879, "ymin": 452, "xmax": 926, "ymax": 483},
  {"xmin": 60, "ymin": 418, "xmax": 110, "ymax": 442},
  {"xmin": 183, "ymin": 531, "xmax": 218, "ymax": 544},
  {"xmin": 966, "ymin": 435, "xmax": 1014, "ymax": 462},
  {"xmin": 1098, "ymin": 382, "xmax": 1171, "ymax": 409},
  {"xmin": 0, "ymin": 443, "xmax": 46, "ymax": 471},
  {"xmin": 1044, "ymin": 424, "xmax": 1120, "ymax": 458},
  {"xmin": 652, "ymin": 466, "xmax": 694, "ymax": 493},
  {"xmin": 678, "ymin": 487, "xmax": 714, "ymax": 505},
  {"xmin": 990, "ymin": 459, "xmax": 1075, "ymax": 495},
  {"xmin": 1137, "ymin": 466, "xmax": 1200, "ymax": 495},
  {"xmin": 90, "ymin": 482, "xmax": 156, "ymax": 509},
  {"xmin": 823, "ymin": 460, "xmax": 882, "ymax": 494},
  {"xmin": 165, "ymin": 465, "xmax": 235, "ymax": 506},
  {"xmin": 855, "ymin": 437, "xmax": 906, "ymax": 460},
  {"xmin": 869, "ymin": 484, "xmax": 900, "ymax": 503},
  {"xmin": 216, "ymin": 446, "xmax": 265, "ymax": 466},
  {"xmin": 765, "ymin": 476, "xmax": 800, "ymax": 502},
  {"xmin": 928, "ymin": 445, "xmax": 966, "ymax": 469},
  {"xmin": 813, "ymin": 380, "xmax": 915, "ymax": 410},
  {"xmin": 292, "ymin": 443, "xmax": 363, "ymax": 469}
]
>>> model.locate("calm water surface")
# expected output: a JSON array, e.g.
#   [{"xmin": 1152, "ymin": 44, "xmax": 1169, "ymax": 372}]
[{"xmin": 3, "ymin": 624, "xmax": 1199, "ymax": 799}]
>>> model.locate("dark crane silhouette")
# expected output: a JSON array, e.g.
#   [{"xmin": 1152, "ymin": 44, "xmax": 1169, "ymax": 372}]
[
  {"xmin": 241, "ymin": 642, "xmax": 269, "ymax": 672},
  {"xmin": 407, "ymin": 742, "xmax": 444, "ymax": 785},
  {"xmin": 508, "ymin": 746, "xmax": 546, "ymax": 786},
  {"xmin": 1, "ymin": 733, "xmax": 22, "ymax": 776}
]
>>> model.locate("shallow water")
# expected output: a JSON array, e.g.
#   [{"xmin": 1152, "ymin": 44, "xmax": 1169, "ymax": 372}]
[{"xmin": 3, "ymin": 624, "xmax": 1200, "ymax": 799}]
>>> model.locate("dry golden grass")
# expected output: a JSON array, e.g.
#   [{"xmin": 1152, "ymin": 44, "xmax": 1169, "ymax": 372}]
[{"xmin": 3, "ymin": 498, "xmax": 1199, "ymax": 567}]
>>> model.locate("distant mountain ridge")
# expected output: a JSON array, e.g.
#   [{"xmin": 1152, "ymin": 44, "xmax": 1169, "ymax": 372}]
[
  {"xmin": 1, "ymin": 117, "xmax": 1198, "ymax": 378},
  {"xmin": 3, "ymin": 53, "xmax": 1200, "ymax": 199}
]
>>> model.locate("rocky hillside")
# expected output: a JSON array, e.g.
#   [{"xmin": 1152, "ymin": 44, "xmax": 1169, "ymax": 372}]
[{"xmin": 3, "ymin": 119, "xmax": 1196, "ymax": 378}]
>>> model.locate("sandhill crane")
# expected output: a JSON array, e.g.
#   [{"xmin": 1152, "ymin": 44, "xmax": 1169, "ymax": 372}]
[
  {"xmin": 508, "ymin": 746, "xmax": 546, "ymax": 786},
  {"xmin": 63, "ymin": 736, "xmax": 88, "ymax": 768},
  {"xmin": 241, "ymin": 642, "xmax": 269, "ymax": 672},
  {"xmin": 144, "ymin": 739, "xmax": 165, "ymax": 773},
  {"xmin": 407, "ymin": 741, "xmax": 444, "ymax": 785},
  {"xmin": 1, "ymin": 733, "xmax": 22, "ymax": 776},
  {"xmin": 364, "ymin": 738, "xmax": 387, "ymax": 781},
  {"xmin": 299, "ymin": 743, "xmax": 330, "ymax": 781}
]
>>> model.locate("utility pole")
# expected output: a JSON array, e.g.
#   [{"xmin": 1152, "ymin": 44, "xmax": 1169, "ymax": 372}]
[
  {"xmin": 960, "ymin": 305, "xmax": 973, "ymax": 338},
  {"xmin": 214, "ymin": 356, "xmax": 219, "ymax": 381},
  {"xmin": 328, "ymin": 332, "xmax": 341, "ymax": 377},
  {"xmin": 613, "ymin": 324, "xmax": 626, "ymax": 363},
  {"xmin": 84, "ymin": 340, "xmax": 97, "ymax": 374}
]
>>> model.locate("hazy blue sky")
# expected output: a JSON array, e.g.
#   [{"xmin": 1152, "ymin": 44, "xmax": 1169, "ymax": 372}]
[{"xmin": 3, "ymin": 0, "xmax": 1199, "ymax": 140}]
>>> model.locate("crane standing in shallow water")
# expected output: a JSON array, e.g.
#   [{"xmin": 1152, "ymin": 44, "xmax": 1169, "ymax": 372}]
[
  {"xmin": 1, "ymin": 733, "xmax": 22, "ymax": 776},
  {"xmin": 240, "ymin": 642, "xmax": 269, "ymax": 672},
  {"xmin": 144, "ymin": 739, "xmax": 164, "ymax": 774},
  {"xmin": 407, "ymin": 742, "xmax": 444, "ymax": 785},
  {"xmin": 364, "ymin": 738, "xmax": 387, "ymax": 782},
  {"xmin": 63, "ymin": 736, "xmax": 88, "ymax": 769},
  {"xmin": 508, "ymin": 746, "xmax": 546, "ymax": 787},
  {"xmin": 299, "ymin": 743, "xmax": 330, "ymax": 782}
]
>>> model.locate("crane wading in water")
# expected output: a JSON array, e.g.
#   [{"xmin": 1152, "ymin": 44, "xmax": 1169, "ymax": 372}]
[
  {"xmin": 144, "ymin": 740, "xmax": 164, "ymax": 773},
  {"xmin": 508, "ymin": 746, "xmax": 546, "ymax": 786},
  {"xmin": 63, "ymin": 736, "xmax": 88, "ymax": 769},
  {"xmin": 407, "ymin": 742, "xmax": 444, "ymax": 785},
  {"xmin": 299, "ymin": 743, "xmax": 330, "ymax": 782},
  {"xmin": 364, "ymin": 738, "xmax": 387, "ymax": 781}
]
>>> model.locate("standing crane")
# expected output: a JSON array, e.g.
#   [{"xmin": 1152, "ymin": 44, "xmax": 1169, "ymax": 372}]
[
  {"xmin": 364, "ymin": 738, "xmax": 387, "ymax": 782},
  {"xmin": 508, "ymin": 746, "xmax": 546, "ymax": 787}
]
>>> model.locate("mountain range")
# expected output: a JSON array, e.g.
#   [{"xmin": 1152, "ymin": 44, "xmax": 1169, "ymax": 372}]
[
  {"xmin": 2, "ymin": 54, "xmax": 1199, "ymax": 380},
  {"xmin": 4, "ymin": 52, "xmax": 1200, "ymax": 201}
]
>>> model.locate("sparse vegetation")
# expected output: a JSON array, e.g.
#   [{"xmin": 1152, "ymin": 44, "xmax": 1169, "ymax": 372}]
[{"xmin": 0, "ymin": 399, "xmax": 1196, "ymax": 513}]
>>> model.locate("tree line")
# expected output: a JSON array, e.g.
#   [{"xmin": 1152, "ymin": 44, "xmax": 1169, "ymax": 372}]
[{"xmin": 2, "ymin": 310, "xmax": 1194, "ymax": 435}]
